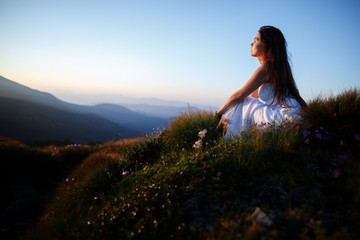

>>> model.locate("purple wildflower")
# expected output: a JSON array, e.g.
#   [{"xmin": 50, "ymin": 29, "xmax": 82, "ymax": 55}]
[
  {"xmin": 355, "ymin": 134, "xmax": 360, "ymax": 141},
  {"xmin": 339, "ymin": 154, "xmax": 347, "ymax": 162},
  {"xmin": 161, "ymin": 155, "xmax": 164, "ymax": 160},
  {"xmin": 94, "ymin": 196, "xmax": 99, "ymax": 200},
  {"xmin": 333, "ymin": 170, "xmax": 341, "ymax": 178},
  {"xmin": 122, "ymin": 171, "xmax": 130, "ymax": 176},
  {"xmin": 303, "ymin": 130, "xmax": 311, "ymax": 138},
  {"xmin": 258, "ymin": 122, "xmax": 266, "ymax": 128},
  {"xmin": 340, "ymin": 140, "xmax": 345, "ymax": 146},
  {"xmin": 213, "ymin": 140, "xmax": 217, "ymax": 144},
  {"xmin": 66, "ymin": 144, "xmax": 81, "ymax": 148},
  {"xmin": 305, "ymin": 138, "xmax": 310, "ymax": 144},
  {"xmin": 65, "ymin": 178, "xmax": 69, "ymax": 182},
  {"xmin": 205, "ymin": 142, "xmax": 209, "ymax": 145},
  {"xmin": 322, "ymin": 135, "xmax": 331, "ymax": 141},
  {"xmin": 182, "ymin": 148, "xmax": 185, "ymax": 152},
  {"xmin": 314, "ymin": 132, "xmax": 322, "ymax": 139}
]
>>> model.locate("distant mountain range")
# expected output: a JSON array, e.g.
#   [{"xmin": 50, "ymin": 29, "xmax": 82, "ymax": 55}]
[
  {"xmin": 53, "ymin": 93, "xmax": 203, "ymax": 118},
  {"xmin": 0, "ymin": 76, "xmax": 178, "ymax": 143}
]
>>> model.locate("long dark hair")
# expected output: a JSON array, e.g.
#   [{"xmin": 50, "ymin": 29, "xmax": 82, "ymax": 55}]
[{"xmin": 259, "ymin": 26, "xmax": 306, "ymax": 107}]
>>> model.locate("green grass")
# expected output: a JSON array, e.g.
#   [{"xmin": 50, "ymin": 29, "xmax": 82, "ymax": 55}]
[{"xmin": 2, "ymin": 89, "xmax": 360, "ymax": 240}]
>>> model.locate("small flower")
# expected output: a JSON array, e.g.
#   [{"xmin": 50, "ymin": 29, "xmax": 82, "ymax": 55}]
[
  {"xmin": 333, "ymin": 170, "xmax": 341, "ymax": 178},
  {"xmin": 94, "ymin": 196, "xmax": 99, "ymax": 200},
  {"xmin": 322, "ymin": 135, "xmax": 331, "ymax": 141},
  {"xmin": 340, "ymin": 139, "xmax": 345, "ymax": 146},
  {"xmin": 339, "ymin": 154, "xmax": 347, "ymax": 161},
  {"xmin": 198, "ymin": 129, "xmax": 207, "ymax": 139},
  {"xmin": 213, "ymin": 140, "xmax": 217, "ymax": 144},
  {"xmin": 303, "ymin": 129, "xmax": 311, "ymax": 138},
  {"xmin": 205, "ymin": 142, "xmax": 209, "ymax": 145},
  {"xmin": 66, "ymin": 144, "xmax": 81, "ymax": 148},
  {"xmin": 305, "ymin": 138, "xmax": 310, "ymax": 144},
  {"xmin": 71, "ymin": 178, "xmax": 75, "ymax": 181},
  {"xmin": 182, "ymin": 148, "xmax": 185, "ymax": 152},
  {"xmin": 354, "ymin": 134, "xmax": 360, "ymax": 141},
  {"xmin": 258, "ymin": 122, "xmax": 267, "ymax": 128},
  {"xmin": 193, "ymin": 140, "xmax": 202, "ymax": 149},
  {"xmin": 161, "ymin": 155, "xmax": 164, "ymax": 160},
  {"xmin": 314, "ymin": 132, "xmax": 322, "ymax": 139},
  {"xmin": 65, "ymin": 178, "xmax": 69, "ymax": 182},
  {"xmin": 122, "ymin": 171, "xmax": 130, "ymax": 176}
]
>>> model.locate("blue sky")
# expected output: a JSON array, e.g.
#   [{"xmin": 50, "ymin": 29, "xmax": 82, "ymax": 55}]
[{"xmin": 1, "ymin": 0, "xmax": 359, "ymax": 107}]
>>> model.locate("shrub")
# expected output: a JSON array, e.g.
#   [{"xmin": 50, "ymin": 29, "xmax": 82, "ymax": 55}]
[
  {"xmin": 163, "ymin": 110, "xmax": 223, "ymax": 151},
  {"xmin": 302, "ymin": 89, "xmax": 360, "ymax": 153}
]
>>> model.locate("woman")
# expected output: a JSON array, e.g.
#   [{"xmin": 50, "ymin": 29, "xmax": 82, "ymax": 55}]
[{"xmin": 215, "ymin": 26, "xmax": 306, "ymax": 138}]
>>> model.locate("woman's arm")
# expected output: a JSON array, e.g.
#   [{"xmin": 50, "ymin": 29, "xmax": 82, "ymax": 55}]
[
  {"xmin": 216, "ymin": 65, "xmax": 266, "ymax": 115},
  {"xmin": 250, "ymin": 88, "xmax": 259, "ymax": 98}
]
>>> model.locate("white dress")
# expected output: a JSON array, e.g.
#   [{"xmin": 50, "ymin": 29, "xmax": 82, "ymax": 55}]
[{"xmin": 222, "ymin": 83, "xmax": 301, "ymax": 138}]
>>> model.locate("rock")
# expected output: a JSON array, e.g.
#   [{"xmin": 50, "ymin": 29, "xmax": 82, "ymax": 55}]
[{"xmin": 251, "ymin": 207, "xmax": 274, "ymax": 227}]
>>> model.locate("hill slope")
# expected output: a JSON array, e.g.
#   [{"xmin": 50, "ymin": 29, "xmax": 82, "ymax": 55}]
[
  {"xmin": 0, "ymin": 76, "xmax": 169, "ymax": 142},
  {"xmin": 0, "ymin": 75, "xmax": 70, "ymax": 110},
  {"xmin": 1, "ymin": 89, "xmax": 360, "ymax": 239},
  {"xmin": 0, "ymin": 97, "xmax": 138, "ymax": 143}
]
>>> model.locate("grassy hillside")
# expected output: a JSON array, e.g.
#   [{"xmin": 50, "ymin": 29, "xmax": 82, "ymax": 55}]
[
  {"xmin": 1, "ymin": 89, "xmax": 360, "ymax": 240},
  {"xmin": 0, "ymin": 137, "xmax": 98, "ymax": 239}
]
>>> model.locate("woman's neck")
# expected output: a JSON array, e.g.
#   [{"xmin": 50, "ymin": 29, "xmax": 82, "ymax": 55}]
[{"xmin": 257, "ymin": 56, "xmax": 265, "ymax": 65}]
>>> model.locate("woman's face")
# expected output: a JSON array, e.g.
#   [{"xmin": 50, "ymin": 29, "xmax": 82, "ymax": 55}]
[{"xmin": 251, "ymin": 32, "xmax": 263, "ymax": 57}]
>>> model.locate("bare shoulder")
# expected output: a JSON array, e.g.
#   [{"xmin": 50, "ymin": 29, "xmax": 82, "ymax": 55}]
[
  {"xmin": 254, "ymin": 64, "xmax": 266, "ymax": 75},
  {"xmin": 249, "ymin": 64, "xmax": 266, "ymax": 82}
]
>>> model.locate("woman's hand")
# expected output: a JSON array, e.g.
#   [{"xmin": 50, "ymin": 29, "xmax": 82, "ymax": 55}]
[{"xmin": 214, "ymin": 111, "xmax": 222, "ymax": 121}]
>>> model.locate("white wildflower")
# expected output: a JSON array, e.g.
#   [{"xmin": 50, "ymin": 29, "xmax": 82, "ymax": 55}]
[
  {"xmin": 198, "ymin": 129, "xmax": 207, "ymax": 139},
  {"xmin": 193, "ymin": 140, "xmax": 202, "ymax": 149}
]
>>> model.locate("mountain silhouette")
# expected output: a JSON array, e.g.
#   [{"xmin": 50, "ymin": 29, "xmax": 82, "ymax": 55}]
[{"xmin": 0, "ymin": 76, "xmax": 169, "ymax": 143}]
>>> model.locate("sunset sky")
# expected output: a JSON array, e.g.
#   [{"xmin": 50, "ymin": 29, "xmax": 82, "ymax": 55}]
[{"xmin": 1, "ymin": 0, "xmax": 359, "ymax": 107}]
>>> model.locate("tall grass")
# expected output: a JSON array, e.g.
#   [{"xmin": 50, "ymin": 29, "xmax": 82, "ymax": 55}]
[
  {"xmin": 11, "ymin": 89, "xmax": 360, "ymax": 239},
  {"xmin": 164, "ymin": 110, "xmax": 223, "ymax": 151},
  {"xmin": 302, "ymin": 89, "xmax": 360, "ymax": 152}
]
